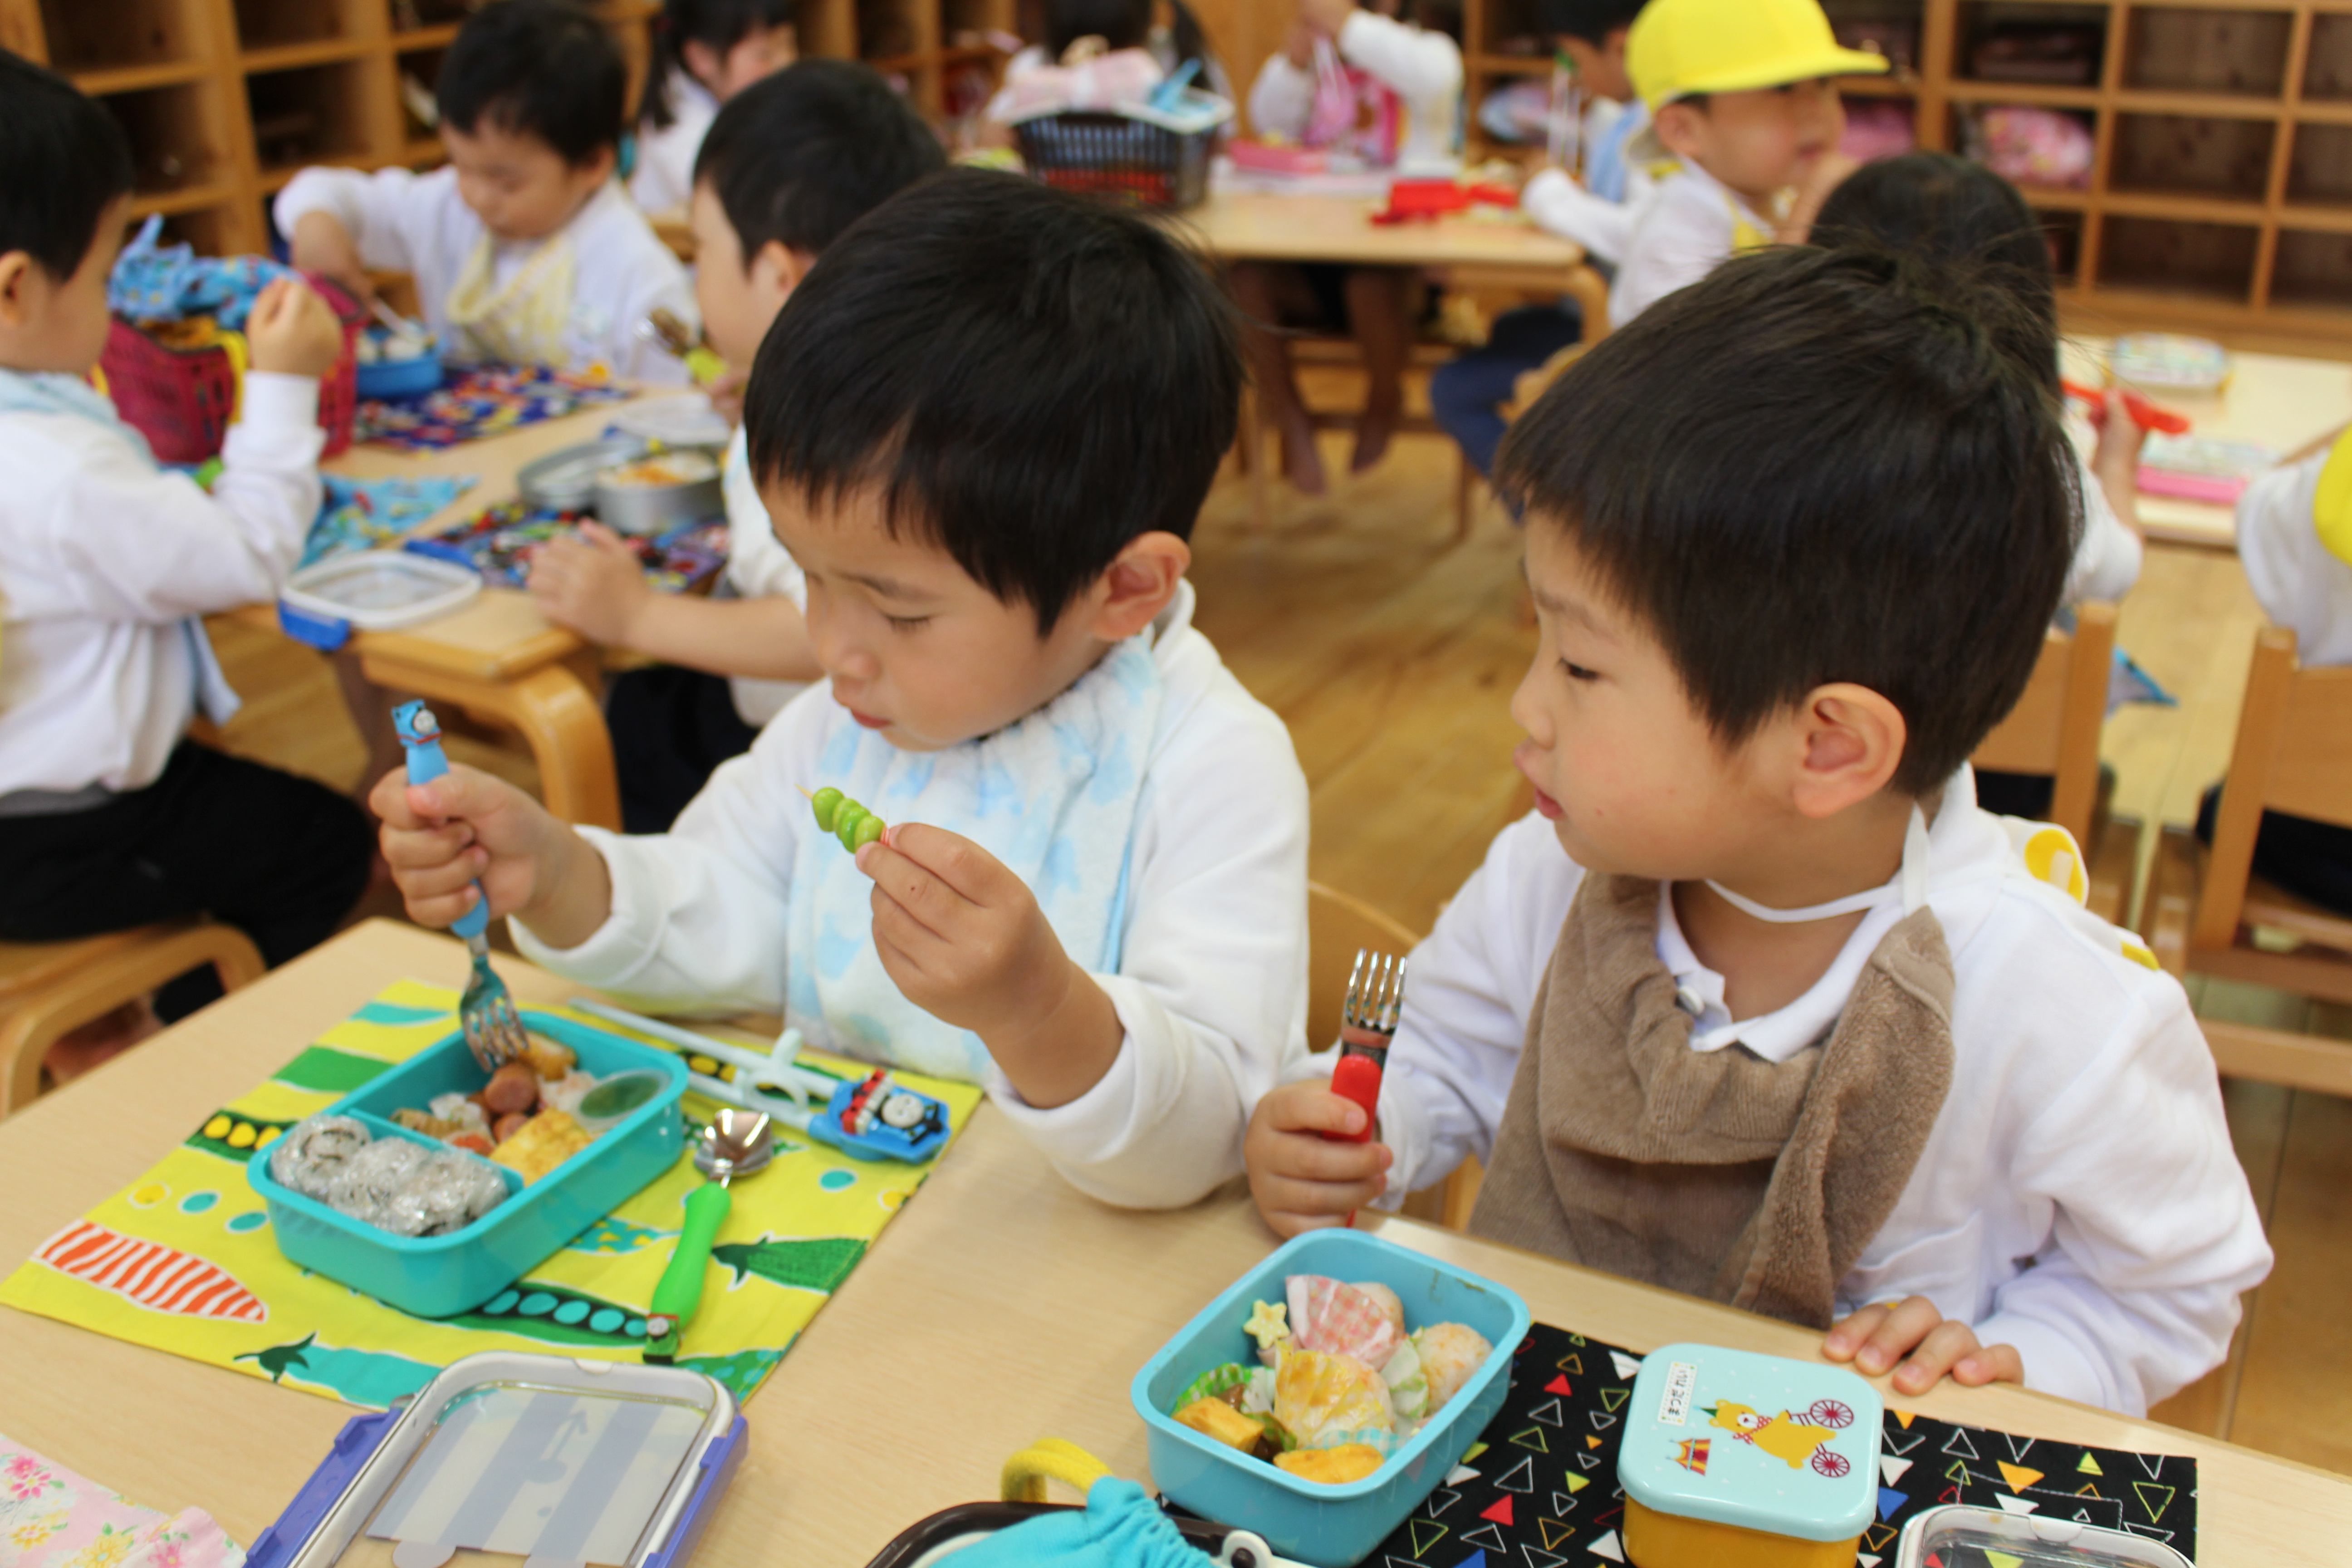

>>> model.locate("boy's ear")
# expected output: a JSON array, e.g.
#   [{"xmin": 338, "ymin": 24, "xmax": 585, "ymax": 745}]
[
  {"xmin": 1653, "ymin": 99, "xmax": 1710, "ymax": 159},
  {"xmin": 1083, "ymin": 531, "xmax": 1191, "ymax": 642},
  {"xmin": 1786, "ymin": 682, "xmax": 1907, "ymax": 820},
  {"xmin": 748, "ymin": 241, "xmax": 817, "ymax": 300},
  {"xmin": 0, "ymin": 250, "xmax": 35, "ymax": 331},
  {"xmin": 574, "ymin": 145, "xmax": 618, "ymax": 187}
]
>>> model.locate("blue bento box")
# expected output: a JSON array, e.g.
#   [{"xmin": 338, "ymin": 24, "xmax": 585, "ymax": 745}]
[
  {"xmin": 245, "ymin": 1009, "xmax": 686, "ymax": 1318},
  {"xmin": 1132, "ymin": 1229, "xmax": 1531, "ymax": 1568}
]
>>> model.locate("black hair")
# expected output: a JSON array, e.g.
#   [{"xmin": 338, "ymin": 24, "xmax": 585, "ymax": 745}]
[
  {"xmin": 692, "ymin": 60, "xmax": 945, "ymax": 260},
  {"xmin": 639, "ymin": 0, "xmax": 794, "ymax": 131},
  {"xmin": 1495, "ymin": 245, "xmax": 2079, "ymax": 795},
  {"xmin": 0, "ymin": 50, "xmax": 134, "ymax": 279},
  {"xmin": 1044, "ymin": 0, "xmax": 1211, "ymax": 75},
  {"xmin": 1811, "ymin": 152, "xmax": 2058, "ymax": 382},
  {"xmin": 745, "ymin": 168, "xmax": 1241, "ymax": 633},
  {"xmin": 437, "ymin": 0, "xmax": 626, "ymax": 167},
  {"xmin": 1539, "ymin": 0, "xmax": 1644, "ymax": 46}
]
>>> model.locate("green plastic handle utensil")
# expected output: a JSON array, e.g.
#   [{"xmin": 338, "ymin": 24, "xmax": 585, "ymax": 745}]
[{"xmin": 644, "ymin": 1109, "xmax": 771, "ymax": 1363}]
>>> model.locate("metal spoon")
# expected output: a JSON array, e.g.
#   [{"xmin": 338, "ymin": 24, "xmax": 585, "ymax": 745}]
[{"xmin": 643, "ymin": 1109, "xmax": 773, "ymax": 1363}]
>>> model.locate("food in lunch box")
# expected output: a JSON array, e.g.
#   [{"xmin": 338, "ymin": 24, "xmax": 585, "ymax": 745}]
[
  {"xmin": 491, "ymin": 1107, "xmax": 593, "ymax": 1182},
  {"xmin": 808, "ymin": 786, "xmax": 888, "ymax": 851},
  {"xmin": 269, "ymin": 1114, "xmax": 508, "ymax": 1236},
  {"xmin": 1167, "ymin": 1274, "xmax": 1496, "ymax": 1486},
  {"xmin": 600, "ymin": 452, "xmax": 720, "ymax": 489}
]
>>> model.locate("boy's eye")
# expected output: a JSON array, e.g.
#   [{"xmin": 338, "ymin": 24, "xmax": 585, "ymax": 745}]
[
  {"xmin": 1559, "ymin": 659, "xmax": 1599, "ymax": 682},
  {"xmin": 884, "ymin": 614, "xmax": 931, "ymax": 632}
]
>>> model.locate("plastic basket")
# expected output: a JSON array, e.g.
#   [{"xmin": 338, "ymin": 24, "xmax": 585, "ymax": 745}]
[
  {"xmin": 1013, "ymin": 93, "xmax": 1230, "ymax": 211},
  {"xmin": 101, "ymin": 273, "xmax": 364, "ymax": 463}
]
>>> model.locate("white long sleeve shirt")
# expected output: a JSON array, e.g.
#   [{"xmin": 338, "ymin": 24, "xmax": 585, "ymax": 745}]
[
  {"xmin": 0, "ymin": 375, "xmax": 323, "ymax": 797},
  {"xmin": 1352, "ymin": 772, "xmax": 2270, "ymax": 1415},
  {"xmin": 2238, "ymin": 441, "xmax": 2352, "ymax": 666},
  {"xmin": 627, "ymin": 73, "xmax": 718, "ymax": 217},
  {"xmin": 716, "ymin": 426, "xmax": 809, "ymax": 727},
  {"xmin": 1247, "ymin": 10, "xmax": 1463, "ymax": 173},
  {"xmin": 512, "ymin": 583, "xmax": 1310, "ymax": 1207},
  {"xmin": 1519, "ymin": 99, "xmax": 1654, "ymax": 266},
  {"xmin": 273, "ymin": 167, "xmax": 697, "ymax": 386},
  {"xmin": 1609, "ymin": 157, "xmax": 1774, "ymax": 329}
]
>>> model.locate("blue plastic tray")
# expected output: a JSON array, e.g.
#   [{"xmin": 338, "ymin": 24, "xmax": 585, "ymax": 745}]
[
  {"xmin": 1132, "ymin": 1229, "xmax": 1531, "ymax": 1568},
  {"xmin": 354, "ymin": 350, "xmax": 442, "ymax": 402},
  {"xmin": 245, "ymin": 1010, "xmax": 686, "ymax": 1318}
]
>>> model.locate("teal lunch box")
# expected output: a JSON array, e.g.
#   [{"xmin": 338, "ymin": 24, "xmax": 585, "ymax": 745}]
[
  {"xmin": 1131, "ymin": 1229, "xmax": 1531, "ymax": 1568},
  {"xmin": 245, "ymin": 1009, "xmax": 686, "ymax": 1319}
]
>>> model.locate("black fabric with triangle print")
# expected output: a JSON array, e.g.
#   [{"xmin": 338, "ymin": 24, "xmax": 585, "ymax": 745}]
[{"xmin": 1211, "ymin": 1322, "xmax": 2200, "ymax": 1568}]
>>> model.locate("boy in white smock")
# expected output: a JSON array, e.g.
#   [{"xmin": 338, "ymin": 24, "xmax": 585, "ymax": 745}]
[
  {"xmin": 1246, "ymin": 245, "xmax": 2270, "ymax": 1417},
  {"xmin": 377, "ymin": 172, "xmax": 1308, "ymax": 1207},
  {"xmin": 280, "ymin": 0, "xmax": 697, "ymax": 385}
]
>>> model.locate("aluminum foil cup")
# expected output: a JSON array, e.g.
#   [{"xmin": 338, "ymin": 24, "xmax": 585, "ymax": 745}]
[
  {"xmin": 516, "ymin": 437, "xmax": 649, "ymax": 513},
  {"xmin": 593, "ymin": 450, "xmax": 726, "ymax": 535}
]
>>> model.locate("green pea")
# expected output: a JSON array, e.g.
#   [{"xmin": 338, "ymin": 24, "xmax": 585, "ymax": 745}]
[
  {"xmin": 810, "ymin": 786, "xmax": 843, "ymax": 832},
  {"xmin": 850, "ymin": 813, "xmax": 886, "ymax": 852},
  {"xmin": 835, "ymin": 804, "xmax": 868, "ymax": 852}
]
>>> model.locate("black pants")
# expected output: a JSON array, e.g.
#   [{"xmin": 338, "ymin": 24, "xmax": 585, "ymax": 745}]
[
  {"xmin": 2196, "ymin": 782, "xmax": 2352, "ymax": 916},
  {"xmin": 0, "ymin": 742, "xmax": 373, "ymax": 1021},
  {"xmin": 607, "ymin": 665, "xmax": 760, "ymax": 834}
]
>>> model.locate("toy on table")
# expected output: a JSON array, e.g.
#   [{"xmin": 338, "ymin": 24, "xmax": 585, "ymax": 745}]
[
  {"xmin": 566, "ymin": 997, "xmax": 956, "ymax": 1164},
  {"xmin": 1164, "ymin": 1269, "xmax": 1497, "ymax": 1486},
  {"xmin": 1618, "ymin": 1342, "xmax": 1882, "ymax": 1568},
  {"xmin": 2109, "ymin": 332, "xmax": 2231, "ymax": 394},
  {"xmin": 2136, "ymin": 432, "xmax": 2278, "ymax": 506},
  {"xmin": 2061, "ymin": 378, "xmax": 2190, "ymax": 436},
  {"xmin": 807, "ymin": 784, "xmax": 889, "ymax": 850},
  {"xmin": 403, "ymin": 500, "xmax": 726, "ymax": 591},
  {"xmin": 243, "ymin": 1351, "xmax": 745, "ymax": 1568},
  {"xmin": 394, "ymin": 700, "xmax": 532, "ymax": 1072},
  {"xmin": 1371, "ymin": 178, "xmax": 1520, "ymax": 225}
]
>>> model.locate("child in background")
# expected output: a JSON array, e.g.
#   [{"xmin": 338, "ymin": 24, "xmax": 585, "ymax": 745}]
[
  {"xmin": 529, "ymin": 62, "xmax": 946, "ymax": 833},
  {"xmin": 1245, "ymin": 245, "xmax": 2269, "ymax": 1417},
  {"xmin": 627, "ymin": 0, "xmax": 796, "ymax": 216},
  {"xmin": 1235, "ymin": 0, "xmax": 1463, "ymax": 494},
  {"xmin": 2195, "ymin": 428, "xmax": 2352, "ymax": 913},
  {"xmin": 1433, "ymin": 0, "xmax": 1651, "ymax": 480},
  {"xmin": 988, "ymin": 0, "xmax": 1222, "ymax": 119},
  {"xmin": 281, "ymin": 0, "xmax": 699, "ymax": 385},
  {"xmin": 1607, "ymin": 0, "xmax": 1882, "ymax": 329},
  {"xmin": 377, "ymin": 172, "xmax": 1310, "ymax": 1208},
  {"xmin": 1810, "ymin": 152, "xmax": 2146, "ymax": 822},
  {"xmin": 0, "ymin": 53, "xmax": 375, "ymax": 1068}
]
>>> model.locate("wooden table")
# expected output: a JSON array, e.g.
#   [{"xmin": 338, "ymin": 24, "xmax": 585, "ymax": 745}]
[
  {"xmin": 2061, "ymin": 338, "xmax": 2352, "ymax": 553},
  {"xmin": 228, "ymin": 402, "xmax": 643, "ymax": 829},
  {"xmin": 5, "ymin": 921, "xmax": 2349, "ymax": 1564}
]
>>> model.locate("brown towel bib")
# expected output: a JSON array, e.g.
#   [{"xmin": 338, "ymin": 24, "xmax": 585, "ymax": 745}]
[{"xmin": 1468, "ymin": 873, "xmax": 1957, "ymax": 1328}]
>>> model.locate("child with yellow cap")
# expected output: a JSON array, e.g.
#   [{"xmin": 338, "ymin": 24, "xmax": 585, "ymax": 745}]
[
  {"xmin": 1607, "ymin": 0, "xmax": 1886, "ymax": 328},
  {"xmin": 2193, "ymin": 426, "xmax": 2352, "ymax": 913}
]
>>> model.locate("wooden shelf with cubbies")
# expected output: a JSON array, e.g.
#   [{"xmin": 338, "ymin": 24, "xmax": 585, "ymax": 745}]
[{"xmin": 1428, "ymin": 0, "xmax": 2352, "ymax": 338}]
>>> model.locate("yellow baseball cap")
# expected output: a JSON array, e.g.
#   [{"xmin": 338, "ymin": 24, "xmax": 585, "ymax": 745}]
[{"xmin": 1627, "ymin": 0, "xmax": 1890, "ymax": 109}]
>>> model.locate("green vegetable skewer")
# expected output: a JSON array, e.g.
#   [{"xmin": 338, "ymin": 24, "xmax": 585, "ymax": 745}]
[{"xmin": 800, "ymin": 785, "xmax": 887, "ymax": 852}]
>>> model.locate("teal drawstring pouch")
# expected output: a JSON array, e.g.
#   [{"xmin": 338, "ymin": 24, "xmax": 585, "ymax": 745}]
[{"xmin": 942, "ymin": 1480, "xmax": 1204, "ymax": 1568}]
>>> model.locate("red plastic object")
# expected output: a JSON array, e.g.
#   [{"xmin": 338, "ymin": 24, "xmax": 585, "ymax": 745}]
[
  {"xmin": 1372, "ymin": 179, "xmax": 1523, "ymax": 225},
  {"xmin": 2061, "ymin": 378, "xmax": 2190, "ymax": 436},
  {"xmin": 1328, "ymin": 1051, "xmax": 1382, "ymax": 1144},
  {"xmin": 101, "ymin": 273, "xmax": 363, "ymax": 463}
]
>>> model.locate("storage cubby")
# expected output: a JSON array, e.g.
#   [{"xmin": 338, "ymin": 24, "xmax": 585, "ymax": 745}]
[
  {"xmin": 2269, "ymin": 228, "xmax": 2352, "ymax": 311},
  {"xmin": 153, "ymin": 204, "xmax": 233, "ymax": 255},
  {"xmin": 2035, "ymin": 206, "xmax": 2085, "ymax": 285},
  {"xmin": 2110, "ymin": 113, "xmax": 2274, "ymax": 201},
  {"xmin": 2304, "ymin": 12, "xmax": 2352, "ymax": 101},
  {"xmin": 2122, "ymin": 7, "xmax": 2291, "ymax": 98},
  {"xmin": 103, "ymin": 80, "xmax": 230, "ymax": 196},
  {"xmin": 2288, "ymin": 122, "xmax": 2352, "ymax": 208},
  {"xmin": 394, "ymin": 42, "xmax": 448, "ymax": 144},
  {"xmin": 245, "ymin": 61, "xmax": 380, "ymax": 178},
  {"xmin": 232, "ymin": 0, "xmax": 371, "ymax": 55},
  {"xmin": 1956, "ymin": 2, "xmax": 2106, "ymax": 87},
  {"xmin": 1954, "ymin": 101, "xmax": 2098, "ymax": 191},
  {"xmin": 2098, "ymin": 215, "xmax": 2259, "ymax": 301},
  {"xmin": 1824, "ymin": 0, "xmax": 1925, "ymax": 75},
  {"xmin": 36, "ymin": 0, "xmax": 192, "ymax": 74}
]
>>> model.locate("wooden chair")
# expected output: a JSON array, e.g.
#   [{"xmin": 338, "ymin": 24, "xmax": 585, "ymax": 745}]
[
  {"xmin": 1970, "ymin": 600, "xmax": 2136, "ymax": 923},
  {"xmin": 1241, "ymin": 337, "xmax": 1482, "ymax": 539},
  {"xmin": 0, "ymin": 922, "xmax": 265, "ymax": 1117},
  {"xmin": 1303, "ymin": 882, "xmax": 1483, "ymax": 1230},
  {"xmin": 2143, "ymin": 625, "xmax": 2352, "ymax": 1096}
]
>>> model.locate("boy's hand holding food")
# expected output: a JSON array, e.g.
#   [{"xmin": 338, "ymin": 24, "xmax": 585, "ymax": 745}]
[
  {"xmin": 1246, "ymin": 1080, "xmax": 1393, "ymax": 1237},
  {"xmin": 368, "ymin": 762, "xmax": 612, "ymax": 949}
]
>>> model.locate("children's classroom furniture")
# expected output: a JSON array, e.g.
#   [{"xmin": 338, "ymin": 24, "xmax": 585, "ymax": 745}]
[
  {"xmin": 0, "ymin": 921, "xmax": 262, "ymax": 1118},
  {"xmin": 1971, "ymin": 600, "xmax": 2135, "ymax": 921},
  {"xmin": 221, "ymin": 394, "xmax": 657, "ymax": 831},
  {"xmin": 1180, "ymin": 191, "xmax": 1608, "ymax": 531},
  {"xmin": 0, "ymin": 0, "xmax": 1008, "ymax": 259},
  {"xmin": 1304, "ymin": 880, "xmax": 1420, "ymax": 1054},
  {"xmin": 6, "ymin": 917, "xmax": 2347, "ymax": 1562},
  {"xmin": 2146, "ymin": 624, "xmax": 2352, "ymax": 1096}
]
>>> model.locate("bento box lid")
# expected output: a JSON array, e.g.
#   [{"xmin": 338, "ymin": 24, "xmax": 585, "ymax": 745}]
[{"xmin": 1618, "ymin": 1343, "xmax": 1882, "ymax": 1544}]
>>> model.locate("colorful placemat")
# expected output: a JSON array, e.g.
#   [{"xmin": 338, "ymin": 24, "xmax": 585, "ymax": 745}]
[
  {"xmin": 354, "ymin": 365, "xmax": 632, "ymax": 451},
  {"xmin": 0, "ymin": 1431, "xmax": 246, "ymax": 1568},
  {"xmin": 1350, "ymin": 1322, "xmax": 2197, "ymax": 1566},
  {"xmin": 0, "ymin": 981, "xmax": 981, "ymax": 1411},
  {"xmin": 403, "ymin": 502, "xmax": 725, "ymax": 592},
  {"xmin": 301, "ymin": 475, "xmax": 477, "ymax": 567}
]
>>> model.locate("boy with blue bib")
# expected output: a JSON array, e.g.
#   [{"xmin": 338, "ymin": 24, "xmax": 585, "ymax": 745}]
[
  {"xmin": 1245, "ymin": 246, "xmax": 2270, "ymax": 1416},
  {"xmin": 376, "ymin": 172, "xmax": 1309, "ymax": 1207}
]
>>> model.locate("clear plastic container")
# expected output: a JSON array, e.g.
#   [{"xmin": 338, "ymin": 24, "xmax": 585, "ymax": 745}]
[{"xmin": 1895, "ymin": 1504, "xmax": 2194, "ymax": 1568}]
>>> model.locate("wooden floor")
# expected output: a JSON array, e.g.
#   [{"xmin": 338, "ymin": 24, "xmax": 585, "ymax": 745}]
[{"xmin": 204, "ymin": 403, "xmax": 2348, "ymax": 1472}]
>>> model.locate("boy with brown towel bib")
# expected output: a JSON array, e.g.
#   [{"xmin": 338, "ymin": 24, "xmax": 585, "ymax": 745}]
[{"xmin": 1245, "ymin": 244, "xmax": 2271, "ymax": 1418}]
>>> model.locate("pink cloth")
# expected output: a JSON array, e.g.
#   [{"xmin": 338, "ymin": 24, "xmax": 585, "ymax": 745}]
[
  {"xmin": 0, "ymin": 1438, "xmax": 243, "ymax": 1568},
  {"xmin": 988, "ymin": 48, "xmax": 1165, "ymax": 119},
  {"xmin": 1284, "ymin": 1275, "xmax": 1402, "ymax": 1367}
]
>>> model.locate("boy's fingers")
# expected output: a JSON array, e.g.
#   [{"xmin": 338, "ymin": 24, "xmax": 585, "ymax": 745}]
[
  {"xmin": 402, "ymin": 884, "xmax": 482, "ymax": 930},
  {"xmin": 368, "ymin": 766, "xmax": 421, "ymax": 826},
  {"xmin": 380, "ymin": 820, "xmax": 476, "ymax": 870},
  {"xmin": 1853, "ymin": 1296, "xmax": 1945, "ymax": 1376},
  {"xmin": 1952, "ymin": 1343, "xmax": 2025, "ymax": 1387},
  {"xmin": 868, "ymin": 886, "xmax": 954, "ymax": 975},
  {"xmin": 1268, "ymin": 1131, "xmax": 1389, "ymax": 1185},
  {"xmin": 1894, "ymin": 1320, "xmax": 1984, "ymax": 1393},
  {"xmin": 389, "ymin": 848, "xmax": 488, "ymax": 902},
  {"xmin": 1256, "ymin": 1169, "xmax": 1388, "ymax": 1220},
  {"xmin": 877, "ymin": 821, "xmax": 1002, "ymax": 902},
  {"xmin": 855, "ymin": 837, "xmax": 972, "ymax": 939},
  {"xmin": 1270, "ymin": 1086, "xmax": 1369, "ymax": 1138}
]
